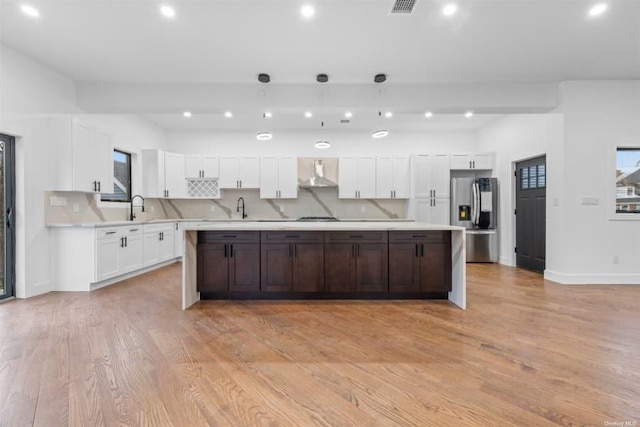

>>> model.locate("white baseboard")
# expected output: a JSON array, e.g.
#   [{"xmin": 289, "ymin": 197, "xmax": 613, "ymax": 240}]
[
  {"xmin": 499, "ymin": 256, "xmax": 514, "ymax": 267},
  {"xmin": 544, "ymin": 270, "xmax": 640, "ymax": 285},
  {"xmin": 25, "ymin": 280, "xmax": 51, "ymax": 298},
  {"xmin": 90, "ymin": 258, "xmax": 181, "ymax": 291}
]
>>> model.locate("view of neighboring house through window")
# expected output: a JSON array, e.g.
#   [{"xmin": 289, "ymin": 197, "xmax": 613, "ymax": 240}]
[
  {"xmin": 101, "ymin": 150, "xmax": 131, "ymax": 202},
  {"xmin": 615, "ymin": 148, "xmax": 640, "ymax": 214}
]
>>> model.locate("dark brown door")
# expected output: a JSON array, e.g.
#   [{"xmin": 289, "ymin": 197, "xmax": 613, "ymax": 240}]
[
  {"xmin": 389, "ymin": 243, "xmax": 420, "ymax": 292},
  {"xmin": 229, "ymin": 243, "xmax": 260, "ymax": 292},
  {"xmin": 261, "ymin": 244, "xmax": 293, "ymax": 292},
  {"xmin": 292, "ymin": 244, "xmax": 324, "ymax": 292},
  {"xmin": 516, "ymin": 156, "xmax": 546, "ymax": 273},
  {"xmin": 324, "ymin": 243, "xmax": 356, "ymax": 292},
  {"xmin": 420, "ymin": 242, "xmax": 451, "ymax": 292},
  {"xmin": 197, "ymin": 243, "xmax": 228, "ymax": 292},
  {"xmin": 355, "ymin": 243, "xmax": 388, "ymax": 292}
]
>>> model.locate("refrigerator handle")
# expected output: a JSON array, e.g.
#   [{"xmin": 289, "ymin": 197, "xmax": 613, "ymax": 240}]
[{"xmin": 472, "ymin": 181, "xmax": 479, "ymax": 226}]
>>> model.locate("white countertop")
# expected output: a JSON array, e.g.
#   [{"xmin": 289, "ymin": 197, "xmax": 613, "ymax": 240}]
[
  {"xmin": 184, "ymin": 221, "xmax": 464, "ymax": 231},
  {"xmin": 46, "ymin": 218, "xmax": 427, "ymax": 228}
]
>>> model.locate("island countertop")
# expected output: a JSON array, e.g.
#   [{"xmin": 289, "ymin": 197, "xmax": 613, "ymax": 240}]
[{"xmin": 183, "ymin": 221, "xmax": 465, "ymax": 232}]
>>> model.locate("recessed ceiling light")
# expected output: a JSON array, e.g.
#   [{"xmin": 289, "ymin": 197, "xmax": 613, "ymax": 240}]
[
  {"xmin": 304, "ymin": 111, "xmax": 313, "ymax": 118},
  {"xmin": 345, "ymin": 111, "xmax": 353, "ymax": 118},
  {"xmin": 224, "ymin": 111, "xmax": 233, "ymax": 118},
  {"xmin": 442, "ymin": 3, "xmax": 458, "ymax": 17},
  {"xmin": 263, "ymin": 111, "xmax": 272, "ymax": 118},
  {"xmin": 385, "ymin": 112, "xmax": 393, "ymax": 118},
  {"xmin": 425, "ymin": 112, "xmax": 433, "ymax": 118},
  {"xmin": 588, "ymin": 3, "xmax": 608, "ymax": 17},
  {"xmin": 372, "ymin": 129, "xmax": 389, "ymax": 139},
  {"xmin": 160, "ymin": 5, "xmax": 176, "ymax": 19},
  {"xmin": 315, "ymin": 141, "xmax": 331, "ymax": 149},
  {"xmin": 465, "ymin": 111, "xmax": 474, "ymax": 118},
  {"xmin": 183, "ymin": 111, "xmax": 192, "ymax": 118},
  {"xmin": 20, "ymin": 4, "xmax": 40, "ymax": 18},
  {"xmin": 256, "ymin": 131, "xmax": 273, "ymax": 141},
  {"xmin": 301, "ymin": 4, "xmax": 315, "ymax": 18}
]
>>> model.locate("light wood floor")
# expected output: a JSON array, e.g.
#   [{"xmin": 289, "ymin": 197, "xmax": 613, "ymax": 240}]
[{"xmin": 1, "ymin": 264, "xmax": 639, "ymax": 426}]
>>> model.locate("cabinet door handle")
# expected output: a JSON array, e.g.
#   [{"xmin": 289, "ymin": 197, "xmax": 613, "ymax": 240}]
[
  {"xmin": 229, "ymin": 244, "xmax": 233, "ymax": 257},
  {"xmin": 92, "ymin": 181, "xmax": 96, "ymax": 192},
  {"xmin": 125, "ymin": 236, "xmax": 128, "ymax": 247},
  {"xmin": 159, "ymin": 232, "xmax": 162, "ymax": 241},
  {"xmin": 415, "ymin": 244, "xmax": 419, "ymax": 257},
  {"xmin": 421, "ymin": 244, "xmax": 425, "ymax": 257},
  {"xmin": 294, "ymin": 244, "xmax": 297, "ymax": 258},
  {"xmin": 175, "ymin": 223, "xmax": 178, "ymax": 230},
  {"xmin": 289, "ymin": 244, "xmax": 292, "ymax": 257},
  {"xmin": 224, "ymin": 244, "xmax": 228, "ymax": 258},
  {"xmin": 98, "ymin": 181, "xmax": 101, "ymax": 192},
  {"xmin": 351, "ymin": 243, "xmax": 355, "ymax": 257},
  {"xmin": 357, "ymin": 244, "xmax": 360, "ymax": 257},
  {"xmin": 120, "ymin": 237, "xmax": 124, "ymax": 247},
  {"xmin": 240, "ymin": 180, "xmax": 243, "ymax": 188}
]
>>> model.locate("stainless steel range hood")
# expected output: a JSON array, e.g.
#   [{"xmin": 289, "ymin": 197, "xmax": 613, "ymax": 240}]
[{"xmin": 298, "ymin": 158, "xmax": 338, "ymax": 188}]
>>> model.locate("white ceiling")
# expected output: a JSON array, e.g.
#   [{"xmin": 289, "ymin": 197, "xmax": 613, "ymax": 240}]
[{"xmin": 1, "ymin": 0, "xmax": 638, "ymax": 131}]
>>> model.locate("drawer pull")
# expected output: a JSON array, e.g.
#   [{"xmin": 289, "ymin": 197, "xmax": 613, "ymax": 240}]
[
  {"xmin": 348, "ymin": 235, "xmax": 364, "ymax": 238},
  {"xmin": 412, "ymin": 235, "xmax": 426, "ymax": 238},
  {"xmin": 105, "ymin": 231, "xmax": 117, "ymax": 235},
  {"xmin": 222, "ymin": 235, "xmax": 237, "ymax": 238},
  {"xmin": 285, "ymin": 235, "xmax": 300, "ymax": 238},
  {"xmin": 130, "ymin": 229, "xmax": 139, "ymax": 232}
]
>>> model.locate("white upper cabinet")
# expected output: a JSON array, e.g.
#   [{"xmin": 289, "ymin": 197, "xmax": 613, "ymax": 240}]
[
  {"xmin": 49, "ymin": 117, "xmax": 113, "ymax": 193},
  {"xmin": 185, "ymin": 155, "xmax": 219, "ymax": 179},
  {"xmin": 376, "ymin": 156, "xmax": 411, "ymax": 199},
  {"xmin": 260, "ymin": 156, "xmax": 298, "ymax": 199},
  {"xmin": 219, "ymin": 156, "xmax": 260, "ymax": 189},
  {"xmin": 450, "ymin": 153, "xmax": 495, "ymax": 170},
  {"xmin": 415, "ymin": 154, "xmax": 451, "ymax": 199},
  {"xmin": 142, "ymin": 150, "xmax": 186, "ymax": 198},
  {"xmin": 415, "ymin": 197, "xmax": 450, "ymax": 225},
  {"xmin": 339, "ymin": 156, "xmax": 376, "ymax": 199}
]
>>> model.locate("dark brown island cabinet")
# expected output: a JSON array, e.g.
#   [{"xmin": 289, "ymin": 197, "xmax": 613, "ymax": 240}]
[
  {"xmin": 197, "ymin": 231, "xmax": 260, "ymax": 292},
  {"xmin": 196, "ymin": 229, "xmax": 451, "ymax": 298},
  {"xmin": 324, "ymin": 231, "xmax": 389, "ymax": 292},
  {"xmin": 260, "ymin": 231, "xmax": 324, "ymax": 292},
  {"xmin": 388, "ymin": 231, "xmax": 452, "ymax": 293}
]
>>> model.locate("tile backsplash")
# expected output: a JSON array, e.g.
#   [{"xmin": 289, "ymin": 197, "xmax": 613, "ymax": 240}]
[{"xmin": 45, "ymin": 188, "xmax": 409, "ymax": 224}]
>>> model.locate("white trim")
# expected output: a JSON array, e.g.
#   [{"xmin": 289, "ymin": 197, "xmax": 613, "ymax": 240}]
[
  {"xmin": 90, "ymin": 257, "xmax": 181, "ymax": 291},
  {"xmin": 545, "ymin": 269, "xmax": 640, "ymax": 285},
  {"xmin": 499, "ymin": 256, "xmax": 514, "ymax": 266}
]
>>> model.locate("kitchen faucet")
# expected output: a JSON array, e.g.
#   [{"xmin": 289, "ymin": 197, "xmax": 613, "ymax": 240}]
[
  {"xmin": 130, "ymin": 195, "xmax": 145, "ymax": 221},
  {"xmin": 236, "ymin": 197, "xmax": 247, "ymax": 219}
]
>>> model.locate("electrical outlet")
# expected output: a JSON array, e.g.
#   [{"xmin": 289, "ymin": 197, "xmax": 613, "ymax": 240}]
[
  {"xmin": 72, "ymin": 204, "xmax": 80, "ymax": 213},
  {"xmin": 49, "ymin": 196, "xmax": 67, "ymax": 207}
]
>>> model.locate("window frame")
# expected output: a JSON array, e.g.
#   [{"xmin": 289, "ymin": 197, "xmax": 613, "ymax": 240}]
[
  {"xmin": 100, "ymin": 149, "xmax": 132, "ymax": 203},
  {"xmin": 611, "ymin": 144, "xmax": 640, "ymax": 220}
]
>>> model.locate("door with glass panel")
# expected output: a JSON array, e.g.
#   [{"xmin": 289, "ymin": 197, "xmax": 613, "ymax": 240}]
[{"xmin": 0, "ymin": 134, "xmax": 16, "ymax": 299}]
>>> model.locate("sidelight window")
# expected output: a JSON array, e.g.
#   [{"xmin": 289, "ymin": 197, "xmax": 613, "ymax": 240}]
[
  {"xmin": 615, "ymin": 148, "xmax": 640, "ymax": 214},
  {"xmin": 101, "ymin": 149, "xmax": 132, "ymax": 202}
]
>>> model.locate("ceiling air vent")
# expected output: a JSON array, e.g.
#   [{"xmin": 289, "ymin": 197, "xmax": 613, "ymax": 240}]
[{"xmin": 391, "ymin": 0, "xmax": 418, "ymax": 14}]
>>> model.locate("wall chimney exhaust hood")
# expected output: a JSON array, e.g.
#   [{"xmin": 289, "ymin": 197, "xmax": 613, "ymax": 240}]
[{"xmin": 298, "ymin": 158, "xmax": 338, "ymax": 188}]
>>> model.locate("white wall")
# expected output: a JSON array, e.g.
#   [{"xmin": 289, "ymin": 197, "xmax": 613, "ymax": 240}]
[
  {"xmin": 546, "ymin": 81, "xmax": 640, "ymax": 284},
  {"xmin": 477, "ymin": 114, "xmax": 564, "ymax": 268},
  {"xmin": 167, "ymin": 129, "xmax": 478, "ymax": 156},
  {"xmin": 0, "ymin": 44, "xmax": 168, "ymax": 297}
]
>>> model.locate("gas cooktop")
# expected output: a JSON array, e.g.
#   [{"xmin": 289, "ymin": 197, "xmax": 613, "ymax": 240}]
[{"xmin": 296, "ymin": 216, "xmax": 340, "ymax": 222}]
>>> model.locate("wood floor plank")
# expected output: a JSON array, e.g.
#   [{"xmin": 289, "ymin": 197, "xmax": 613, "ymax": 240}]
[{"xmin": 1, "ymin": 263, "xmax": 639, "ymax": 426}]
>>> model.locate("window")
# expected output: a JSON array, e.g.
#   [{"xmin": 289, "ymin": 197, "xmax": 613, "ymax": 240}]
[
  {"xmin": 101, "ymin": 150, "xmax": 131, "ymax": 202},
  {"xmin": 615, "ymin": 148, "xmax": 640, "ymax": 214},
  {"xmin": 520, "ymin": 164, "xmax": 546, "ymax": 190}
]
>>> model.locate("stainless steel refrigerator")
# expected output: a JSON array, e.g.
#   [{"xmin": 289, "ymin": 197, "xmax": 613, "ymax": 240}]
[{"xmin": 451, "ymin": 177, "xmax": 499, "ymax": 262}]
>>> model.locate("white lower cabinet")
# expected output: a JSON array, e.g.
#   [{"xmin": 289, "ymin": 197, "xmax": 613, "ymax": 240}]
[
  {"xmin": 50, "ymin": 221, "xmax": 180, "ymax": 292},
  {"xmin": 95, "ymin": 226, "xmax": 144, "ymax": 282},
  {"xmin": 143, "ymin": 223, "xmax": 175, "ymax": 267}
]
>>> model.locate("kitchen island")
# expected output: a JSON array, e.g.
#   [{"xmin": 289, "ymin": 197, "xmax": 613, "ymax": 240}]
[{"xmin": 182, "ymin": 222, "xmax": 466, "ymax": 309}]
